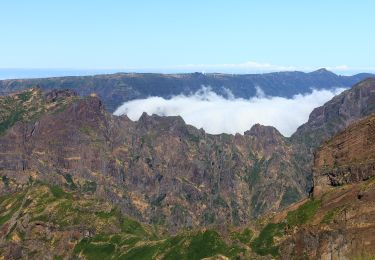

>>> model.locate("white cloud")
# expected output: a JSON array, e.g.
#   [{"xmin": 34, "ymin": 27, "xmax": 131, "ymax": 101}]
[{"xmin": 114, "ymin": 87, "xmax": 346, "ymax": 137}]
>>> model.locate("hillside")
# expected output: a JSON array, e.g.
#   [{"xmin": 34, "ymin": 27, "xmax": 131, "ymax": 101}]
[
  {"xmin": 254, "ymin": 111, "xmax": 375, "ymax": 259},
  {"xmin": 0, "ymin": 69, "xmax": 372, "ymax": 112},
  {"xmin": 1, "ymin": 78, "xmax": 375, "ymax": 228},
  {"xmin": 0, "ymin": 88, "xmax": 308, "ymax": 229},
  {"xmin": 0, "ymin": 184, "xmax": 252, "ymax": 259},
  {"xmin": 1, "ymin": 78, "xmax": 375, "ymax": 259}
]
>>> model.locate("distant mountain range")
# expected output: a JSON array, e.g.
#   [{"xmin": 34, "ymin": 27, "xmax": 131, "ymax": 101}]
[{"xmin": 0, "ymin": 69, "xmax": 373, "ymax": 112}]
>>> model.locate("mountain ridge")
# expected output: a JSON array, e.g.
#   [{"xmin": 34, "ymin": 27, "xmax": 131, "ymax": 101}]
[{"xmin": 0, "ymin": 69, "xmax": 373, "ymax": 112}]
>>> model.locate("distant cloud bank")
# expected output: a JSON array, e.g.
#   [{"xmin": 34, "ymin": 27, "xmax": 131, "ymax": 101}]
[{"xmin": 114, "ymin": 87, "xmax": 346, "ymax": 137}]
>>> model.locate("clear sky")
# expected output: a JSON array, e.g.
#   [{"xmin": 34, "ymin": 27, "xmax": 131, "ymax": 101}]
[{"xmin": 1, "ymin": 0, "xmax": 374, "ymax": 74}]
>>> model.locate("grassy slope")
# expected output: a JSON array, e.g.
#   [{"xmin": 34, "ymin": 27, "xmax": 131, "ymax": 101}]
[
  {"xmin": 0, "ymin": 88, "xmax": 76, "ymax": 136},
  {"xmin": 250, "ymin": 177, "xmax": 375, "ymax": 258},
  {"xmin": 0, "ymin": 184, "xmax": 249, "ymax": 259},
  {"xmin": 4, "ymin": 180, "xmax": 368, "ymax": 259}
]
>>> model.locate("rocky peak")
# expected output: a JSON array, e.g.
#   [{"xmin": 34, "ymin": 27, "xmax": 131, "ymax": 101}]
[
  {"xmin": 43, "ymin": 89, "xmax": 77, "ymax": 103},
  {"xmin": 292, "ymin": 78, "xmax": 375, "ymax": 148},
  {"xmin": 310, "ymin": 68, "xmax": 331, "ymax": 74},
  {"xmin": 245, "ymin": 123, "xmax": 284, "ymax": 144},
  {"xmin": 137, "ymin": 112, "xmax": 187, "ymax": 132}
]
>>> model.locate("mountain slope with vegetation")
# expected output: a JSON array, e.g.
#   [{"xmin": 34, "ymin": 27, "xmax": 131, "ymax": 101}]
[
  {"xmin": 0, "ymin": 87, "xmax": 308, "ymax": 229},
  {"xmin": 260, "ymin": 112, "xmax": 375, "ymax": 259},
  {"xmin": 0, "ymin": 183, "xmax": 251, "ymax": 259},
  {"xmin": 1, "ymin": 77, "xmax": 375, "ymax": 259}
]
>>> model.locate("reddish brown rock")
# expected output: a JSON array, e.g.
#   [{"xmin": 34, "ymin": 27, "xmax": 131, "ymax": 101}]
[{"xmin": 313, "ymin": 113, "xmax": 375, "ymax": 196}]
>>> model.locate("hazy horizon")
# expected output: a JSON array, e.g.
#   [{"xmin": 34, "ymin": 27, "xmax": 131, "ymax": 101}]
[{"xmin": 0, "ymin": 67, "xmax": 373, "ymax": 81}]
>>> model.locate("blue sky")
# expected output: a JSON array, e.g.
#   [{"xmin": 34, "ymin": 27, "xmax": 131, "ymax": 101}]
[{"xmin": 0, "ymin": 0, "xmax": 374, "ymax": 74}]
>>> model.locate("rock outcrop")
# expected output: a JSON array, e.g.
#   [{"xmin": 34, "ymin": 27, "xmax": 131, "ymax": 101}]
[{"xmin": 314, "ymin": 112, "xmax": 375, "ymax": 196}]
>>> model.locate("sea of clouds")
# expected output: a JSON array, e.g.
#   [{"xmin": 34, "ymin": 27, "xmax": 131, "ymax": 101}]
[{"xmin": 113, "ymin": 87, "xmax": 345, "ymax": 137}]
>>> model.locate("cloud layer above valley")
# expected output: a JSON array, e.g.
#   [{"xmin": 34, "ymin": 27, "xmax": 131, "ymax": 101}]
[{"xmin": 114, "ymin": 87, "xmax": 345, "ymax": 137}]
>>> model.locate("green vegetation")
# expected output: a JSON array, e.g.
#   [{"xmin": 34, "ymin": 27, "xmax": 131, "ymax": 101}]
[
  {"xmin": 186, "ymin": 132, "xmax": 200, "ymax": 143},
  {"xmin": 184, "ymin": 230, "xmax": 228, "ymax": 259},
  {"xmin": 286, "ymin": 199, "xmax": 321, "ymax": 226},
  {"xmin": 17, "ymin": 91, "xmax": 32, "ymax": 102},
  {"xmin": 251, "ymin": 198, "xmax": 322, "ymax": 257},
  {"xmin": 246, "ymin": 156, "xmax": 265, "ymax": 186},
  {"xmin": 0, "ymin": 89, "xmax": 77, "ymax": 136},
  {"xmin": 251, "ymin": 222, "xmax": 286, "ymax": 256},
  {"xmin": 0, "ymin": 192, "xmax": 25, "ymax": 227},
  {"xmin": 73, "ymin": 226, "xmax": 244, "ymax": 260},
  {"xmin": 63, "ymin": 173, "xmax": 78, "ymax": 190},
  {"xmin": 231, "ymin": 228, "xmax": 254, "ymax": 244},
  {"xmin": 0, "ymin": 107, "xmax": 25, "ymax": 135},
  {"xmin": 50, "ymin": 185, "xmax": 71, "ymax": 199},
  {"xmin": 79, "ymin": 125, "xmax": 96, "ymax": 136},
  {"xmin": 352, "ymin": 253, "xmax": 375, "ymax": 260},
  {"xmin": 121, "ymin": 216, "xmax": 149, "ymax": 237},
  {"xmin": 0, "ymin": 184, "xmax": 246, "ymax": 259},
  {"xmin": 321, "ymin": 207, "xmax": 341, "ymax": 224},
  {"xmin": 0, "ymin": 90, "xmax": 36, "ymax": 135},
  {"xmin": 95, "ymin": 208, "xmax": 120, "ymax": 219},
  {"xmin": 74, "ymin": 238, "xmax": 116, "ymax": 260},
  {"xmin": 118, "ymin": 230, "xmax": 243, "ymax": 260}
]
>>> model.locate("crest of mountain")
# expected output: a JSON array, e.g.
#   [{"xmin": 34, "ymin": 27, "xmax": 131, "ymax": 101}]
[{"xmin": 0, "ymin": 69, "xmax": 373, "ymax": 112}]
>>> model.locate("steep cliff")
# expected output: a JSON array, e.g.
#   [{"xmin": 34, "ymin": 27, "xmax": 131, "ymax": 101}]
[
  {"xmin": 292, "ymin": 78, "xmax": 375, "ymax": 149},
  {"xmin": 290, "ymin": 78, "xmax": 375, "ymax": 192},
  {"xmin": 313, "ymin": 112, "xmax": 375, "ymax": 195},
  {"xmin": 254, "ymin": 108, "xmax": 375, "ymax": 259}
]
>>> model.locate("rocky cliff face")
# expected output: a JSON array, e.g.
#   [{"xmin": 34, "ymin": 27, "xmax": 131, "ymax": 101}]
[
  {"xmin": 289, "ymin": 78, "xmax": 375, "ymax": 193},
  {"xmin": 0, "ymin": 88, "xmax": 307, "ymax": 232},
  {"xmin": 238, "ymin": 112, "xmax": 375, "ymax": 259},
  {"xmin": 278, "ymin": 178, "xmax": 375, "ymax": 259},
  {"xmin": 313, "ymin": 112, "xmax": 375, "ymax": 196},
  {"xmin": 273, "ymin": 112, "xmax": 375, "ymax": 259},
  {"xmin": 292, "ymin": 78, "xmax": 375, "ymax": 149}
]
